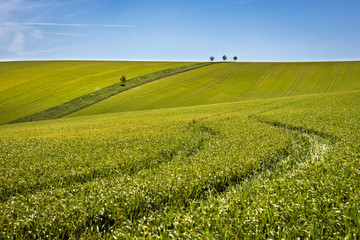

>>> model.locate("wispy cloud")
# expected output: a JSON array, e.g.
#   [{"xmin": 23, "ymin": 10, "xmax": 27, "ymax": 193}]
[
  {"xmin": 23, "ymin": 22, "xmax": 134, "ymax": 28},
  {"xmin": 0, "ymin": 47, "xmax": 81, "ymax": 61},
  {"xmin": 20, "ymin": 47, "xmax": 74, "ymax": 56},
  {"xmin": 90, "ymin": 24, "xmax": 134, "ymax": 28},
  {"xmin": 30, "ymin": 30, "xmax": 43, "ymax": 39},
  {"xmin": 42, "ymin": 31, "xmax": 89, "ymax": 37},
  {"xmin": 0, "ymin": 0, "xmax": 133, "ymax": 59},
  {"xmin": 0, "ymin": 0, "xmax": 23, "ymax": 22},
  {"xmin": 0, "ymin": 0, "xmax": 61, "ymax": 22},
  {"xmin": 7, "ymin": 31, "xmax": 25, "ymax": 53}
]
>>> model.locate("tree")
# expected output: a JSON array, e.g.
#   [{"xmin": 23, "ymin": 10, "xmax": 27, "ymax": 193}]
[
  {"xmin": 233, "ymin": 56, "xmax": 238, "ymax": 61},
  {"xmin": 120, "ymin": 75, "xmax": 126, "ymax": 86},
  {"xmin": 222, "ymin": 55, "xmax": 227, "ymax": 61},
  {"xmin": 209, "ymin": 56, "xmax": 215, "ymax": 62}
]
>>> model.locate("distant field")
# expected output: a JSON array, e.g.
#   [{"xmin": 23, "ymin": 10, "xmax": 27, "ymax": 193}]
[
  {"xmin": 0, "ymin": 61, "xmax": 194, "ymax": 124},
  {"xmin": 1, "ymin": 60, "xmax": 359, "ymax": 238},
  {"xmin": 70, "ymin": 61, "xmax": 360, "ymax": 117},
  {"xmin": 2, "ymin": 61, "xmax": 359, "ymax": 123},
  {"xmin": 1, "ymin": 90, "xmax": 359, "ymax": 238}
]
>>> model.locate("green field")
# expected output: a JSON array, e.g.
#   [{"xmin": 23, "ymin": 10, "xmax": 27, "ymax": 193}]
[
  {"xmin": 69, "ymin": 61, "xmax": 360, "ymax": 117},
  {"xmin": 0, "ymin": 61, "xmax": 194, "ymax": 124},
  {"xmin": 0, "ymin": 61, "xmax": 360, "ymax": 238},
  {"xmin": 2, "ymin": 61, "xmax": 359, "ymax": 124},
  {"xmin": 1, "ymin": 90, "xmax": 359, "ymax": 238}
]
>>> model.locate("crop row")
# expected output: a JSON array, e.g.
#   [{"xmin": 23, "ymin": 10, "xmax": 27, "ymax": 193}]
[
  {"xmin": 121, "ymin": 90, "xmax": 360, "ymax": 239},
  {"xmin": 1, "ymin": 100, "xmax": 294, "ymax": 238},
  {"xmin": 1, "ymin": 90, "xmax": 359, "ymax": 238}
]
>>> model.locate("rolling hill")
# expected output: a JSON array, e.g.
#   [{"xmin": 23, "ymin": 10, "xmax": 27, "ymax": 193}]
[
  {"xmin": 1, "ymin": 89, "xmax": 359, "ymax": 238},
  {"xmin": 1, "ymin": 60, "xmax": 360, "ymax": 238},
  {"xmin": 1, "ymin": 61, "xmax": 359, "ymax": 123},
  {"xmin": 69, "ymin": 61, "xmax": 360, "ymax": 117},
  {"xmin": 0, "ymin": 61, "xmax": 195, "ymax": 124}
]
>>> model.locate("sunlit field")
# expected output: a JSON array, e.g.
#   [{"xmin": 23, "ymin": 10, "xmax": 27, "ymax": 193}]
[
  {"xmin": 70, "ymin": 61, "xmax": 360, "ymax": 117},
  {"xmin": 1, "ymin": 89, "xmax": 359, "ymax": 238},
  {"xmin": 0, "ymin": 61, "xmax": 194, "ymax": 124}
]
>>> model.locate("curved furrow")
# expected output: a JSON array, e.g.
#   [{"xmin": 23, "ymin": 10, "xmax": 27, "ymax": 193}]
[
  {"xmin": 0, "ymin": 120, "xmax": 219, "ymax": 203},
  {"xmin": 231, "ymin": 63, "xmax": 277, "ymax": 101},
  {"xmin": 325, "ymin": 62, "xmax": 344, "ymax": 93},
  {"xmin": 282, "ymin": 63, "xmax": 312, "ymax": 97},
  {"xmin": 163, "ymin": 64, "xmax": 244, "ymax": 108}
]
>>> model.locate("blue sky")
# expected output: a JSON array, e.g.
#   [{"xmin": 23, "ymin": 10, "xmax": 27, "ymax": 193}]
[{"xmin": 1, "ymin": 0, "xmax": 360, "ymax": 61}]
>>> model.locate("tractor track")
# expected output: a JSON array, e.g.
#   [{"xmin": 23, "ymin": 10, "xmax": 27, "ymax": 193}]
[
  {"xmin": 163, "ymin": 64, "xmax": 245, "ymax": 108},
  {"xmin": 282, "ymin": 63, "xmax": 312, "ymax": 97},
  {"xmin": 231, "ymin": 64, "xmax": 277, "ymax": 101},
  {"xmin": 325, "ymin": 62, "xmax": 344, "ymax": 93}
]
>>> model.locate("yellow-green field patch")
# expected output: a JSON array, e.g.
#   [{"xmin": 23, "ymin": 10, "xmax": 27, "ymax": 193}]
[
  {"xmin": 70, "ymin": 61, "xmax": 360, "ymax": 117},
  {"xmin": 0, "ymin": 61, "xmax": 194, "ymax": 124}
]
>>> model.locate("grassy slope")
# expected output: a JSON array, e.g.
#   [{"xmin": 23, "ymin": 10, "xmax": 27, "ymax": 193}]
[
  {"xmin": 9, "ymin": 62, "xmax": 209, "ymax": 124},
  {"xmin": 0, "ymin": 61, "xmax": 194, "ymax": 124},
  {"xmin": 70, "ymin": 61, "xmax": 360, "ymax": 117},
  {"xmin": 0, "ymin": 90, "xmax": 359, "ymax": 238}
]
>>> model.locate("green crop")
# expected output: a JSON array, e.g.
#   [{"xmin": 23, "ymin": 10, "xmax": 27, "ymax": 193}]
[
  {"xmin": 0, "ymin": 61, "xmax": 196, "ymax": 124},
  {"xmin": 71, "ymin": 61, "xmax": 360, "ymax": 118},
  {"xmin": 1, "ymin": 89, "xmax": 359, "ymax": 239},
  {"xmin": 2, "ymin": 61, "xmax": 359, "ymax": 125},
  {"xmin": 9, "ymin": 62, "xmax": 210, "ymax": 124}
]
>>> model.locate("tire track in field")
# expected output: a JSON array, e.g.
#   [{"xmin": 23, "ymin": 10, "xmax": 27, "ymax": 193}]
[
  {"xmin": 246, "ymin": 107, "xmax": 337, "ymax": 182},
  {"xmin": 325, "ymin": 62, "xmax": 344, "ymax": 93},
  {"xmin": 231, "ymin": 64, "xmax": 277, "ymax": 102},
  {"xmin": 113, "ymin": 115, "xmax": 332, "ymax": 228},
  {"xmin": 102, "ymin": 64, "xmax": 228, "ymax": 113},
  {"xmin": 189, "ymin": 103, "xmax": 336, "ymax": 200},
  {"xmin": 163, "ymin": 64, "xmax": 245, "ymax": 108},
  {"xmin": 0, "ymin": 119, "xmax": 220, "ymax": 203},
  {"xmin": 282, "ymin": 63, "xmax": 312, "ymax": 97},
  {"xmin": 124, "ymin": 107, "xmax": 336, "ymax": 225}
]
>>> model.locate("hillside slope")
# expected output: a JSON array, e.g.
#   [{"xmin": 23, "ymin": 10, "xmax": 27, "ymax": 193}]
[
  {"xmin": 1, "ymin": 90, "xmax": 359, "ymax": 238},
  {"xmin": 0, "ymin": 61, "xmax": 194, "ymax": 124},
  {"xmin": 69, "ymin": 61, "xmax": 360, "ymax": 117}
]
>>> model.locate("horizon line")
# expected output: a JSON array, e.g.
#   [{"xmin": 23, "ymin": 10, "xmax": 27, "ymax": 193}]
[{"xmin": 1, "ymin": 58, "xmax": 360, "ymax": 63}]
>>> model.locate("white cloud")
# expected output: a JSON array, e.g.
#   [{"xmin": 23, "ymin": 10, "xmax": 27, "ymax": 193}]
[
  {"xmin": 7, "ymin": 31, "xmax": 24, "ymax": 53},
  {"xmin": 20, "ymin": 47, "xmax": 72, "ymax": 56},
  {"xmin": 24, "ymin": 22, "xmax": 86, "ymax": 27},
  {"xmin": 30, "ymin": 30, "xmax": 43, "ymax": 39},
  {"xmin": 42, "ymin": 31, "xmax": 88, "ymax": 37},
  {"xmin": 0, "ymin": 0, "xmax": 57, "ymax": 22},
  {"xmin": 0, "ymin": 0, "xmax": 132, "ymax": 59},
  {"xmin": 0, "ymin": 0, "xmax": 22, "ymax": 22},
  {"xmin": 24, "ymin": 22, "xmax": 134, "ymax": 28}
]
